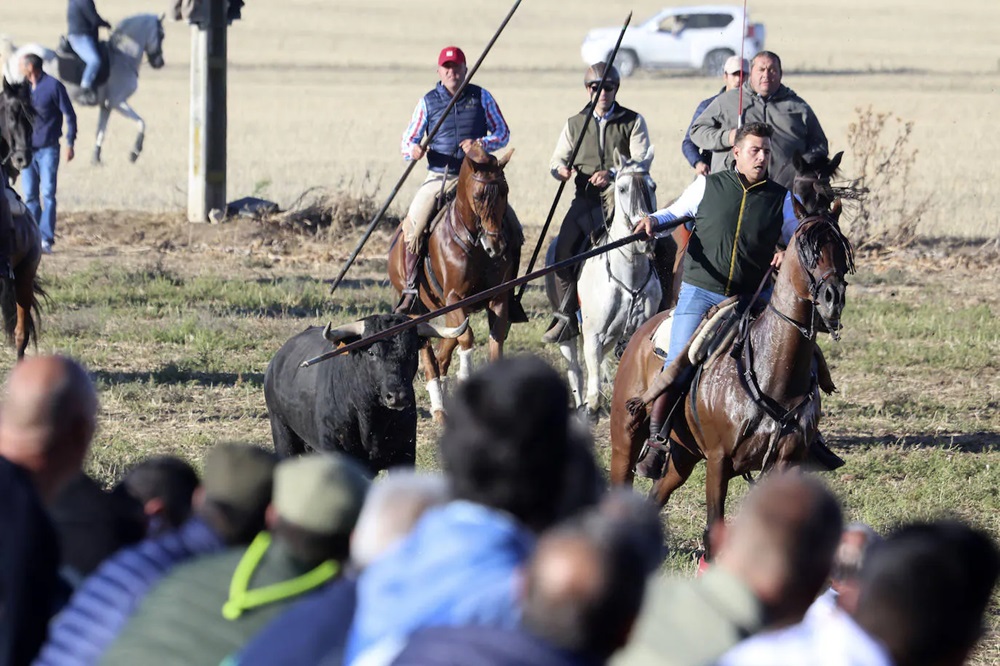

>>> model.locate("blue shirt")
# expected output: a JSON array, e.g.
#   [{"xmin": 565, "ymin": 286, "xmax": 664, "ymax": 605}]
[
  {"xmin": 34, "ymin": 516, "xmax": 225, "ymax": 666},
  {"xmin": 29, "ymin": 73, "xmax": 77, "ymax": 150}
]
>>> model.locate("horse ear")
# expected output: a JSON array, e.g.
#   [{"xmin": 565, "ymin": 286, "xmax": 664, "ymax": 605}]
[
  {"xmin": 792, "ymin": 151, "xmax": 805, "ymax": 173},
  {"xmin": 497, "ymin": 148, "xmax": 514, "ymax": 169},
  {"xmin": 829, "ymin": 199, "xmax": 842, "ymax": 221},
  {"xmin": 792, "ymin": 195, "xmax": 807, "ymax": 221},
  {"xmin": 829, "ymin": 151, "xmax": 843, "ymax": 172},
  {"xmin": 613, "ymin": 148, "xmax": 625, "ymax": 172}
]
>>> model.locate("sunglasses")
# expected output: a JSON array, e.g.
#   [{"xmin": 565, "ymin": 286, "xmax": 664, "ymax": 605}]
[{"xmin": 588, "ymin": 82, "xmax": 617, "ymax": 92}]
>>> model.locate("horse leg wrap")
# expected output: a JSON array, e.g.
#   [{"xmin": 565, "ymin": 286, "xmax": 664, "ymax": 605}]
[
  {"xmin": 457, "ymin": 348, "xmax": 474, "ymax": 382},
  {"xmin": 427, "ymin": 377, "xmax": 444, "ymax": 415}
]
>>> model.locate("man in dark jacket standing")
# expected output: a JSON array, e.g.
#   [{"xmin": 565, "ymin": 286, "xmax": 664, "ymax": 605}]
[
  {"xmin": 19, "ymin": 53, "xmax": 76, "ymax": 255},
  {"xmin": 0, "ymin": 355, "xmax": 98, "ymax": 666},
  {"xmin": 543, "ymin": 62, "xmax": 652, "ymax": 343},
  {"xmin": 66, "ymin": 0, "xmax": 111, "ymax": 105},
  {"xmin": 635, "ymin": 122, "xmax": 798, "ymax": 478},
  {"xmin": 682, "ymin": 56, "xmax": 747, "ymax": 177},
  {"xmin": 690, "ymin": 51, "xmax": 828, "ymax": 191}
]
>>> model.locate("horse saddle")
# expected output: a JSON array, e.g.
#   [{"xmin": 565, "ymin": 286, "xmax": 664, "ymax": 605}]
[
  {"xmin": 54, "ymin": 36, "xmax": 112, "ymax": 88},
  {"xmin": 651, "ymin": 296, "xmax": 741, "ymax": 366}
]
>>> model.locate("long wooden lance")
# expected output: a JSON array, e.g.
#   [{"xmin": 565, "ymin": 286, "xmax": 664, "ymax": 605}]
[
  {"xmin": 328, "ymin": 0, "xmax": 525, "ymax": 296},
  {"xmin": 516, "ymin": 10, "xmax": 633, "ymax": 302},
  {"xmin": 302, "ymin": 218, "xmax": 689, "ymax": 367}
]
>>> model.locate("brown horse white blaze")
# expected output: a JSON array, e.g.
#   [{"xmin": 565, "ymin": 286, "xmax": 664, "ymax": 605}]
[
  {"xmin": 388, "ymin": 144, "xmax": 520, "ymax": 421},
  {"xmin": 609, "ymin": 200, "xmax": 854, "ymax": 555}
]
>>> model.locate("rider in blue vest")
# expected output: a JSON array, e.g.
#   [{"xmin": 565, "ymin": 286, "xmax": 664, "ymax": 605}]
[
  {"xmin": 67, "ymin": 0, "xmax": 112, "ymax": 106},
  {"xmin": 395, "ymin": 46, "xmax": 512, "ymax": 313}
]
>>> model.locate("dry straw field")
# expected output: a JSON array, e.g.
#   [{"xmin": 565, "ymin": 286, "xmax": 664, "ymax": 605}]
[
  {"xmin": 4, "ymin": 0, "xmax": 1000, "ymax": 659},
  {"xmin": 7, "ymin": 0, "xmax": 1000, "ymax": 236}
]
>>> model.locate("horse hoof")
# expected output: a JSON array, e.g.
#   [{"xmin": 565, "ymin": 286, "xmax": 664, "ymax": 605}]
[
  {"xmin": 587, "ymin": 408, "xmax": 601, "ymax": 425},
  {"xmin": 129, "ymin": 151, "xmax": 140, "ymax": 163},
  {"xmin": 432, "ymin": 410, "xmax": 446, "ymax": 426},
  {"xmin": 92, "ymin": 150, "xmax": 102, "ymax": 165}
]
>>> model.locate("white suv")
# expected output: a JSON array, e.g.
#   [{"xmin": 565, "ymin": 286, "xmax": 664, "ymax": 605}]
[{"xmin": 580, "ymin": 5, "xmax": 765, "ymax": 77}]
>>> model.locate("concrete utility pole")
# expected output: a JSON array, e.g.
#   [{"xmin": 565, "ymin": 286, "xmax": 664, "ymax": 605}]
[{"xmin": 188, "ymin": 0, "xmax": 227, "ymax": 222}]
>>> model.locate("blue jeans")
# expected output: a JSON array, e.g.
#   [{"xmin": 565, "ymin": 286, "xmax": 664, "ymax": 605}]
[
  {"xmin": 664, "ymin": 282, "xmax": 772, "ymax": 367},
  {"xmin": 67, "ymin": 33, "xmax": 101, "ymax": 88},
  {"xmin": 21, "ymin": 145, "xmax": 60, "ymax": 245}
]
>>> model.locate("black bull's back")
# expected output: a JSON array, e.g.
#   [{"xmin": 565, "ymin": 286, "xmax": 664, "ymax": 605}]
[{"xmin": 263, "ymin": 321, "xmax": 421, "ymax": 474}]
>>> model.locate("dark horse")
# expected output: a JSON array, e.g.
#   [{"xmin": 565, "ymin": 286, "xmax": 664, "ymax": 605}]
[
  {"xmin": 388, "ymin": 144, "xmax": 520, "ymax": 422},
  {"xmin": 0, "ymin": 80, "xmax": 46, "ymax": 360},
  {"xmin": 609, "ymin": 198, "xmax": 855, "ymax": 553}
]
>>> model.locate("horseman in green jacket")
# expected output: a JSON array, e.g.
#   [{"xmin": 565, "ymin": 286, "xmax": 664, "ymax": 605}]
[
  {"xmin": 634, "ymin": 122, "xmax": 800, "ymax": 479},
  {"xmin": 102, "ymin": 453, "xmax": 370, "ymax": 666}
]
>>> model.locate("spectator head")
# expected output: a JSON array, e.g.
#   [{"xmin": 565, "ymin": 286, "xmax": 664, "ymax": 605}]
[
  {"xmin": 349, "ymin": 471, "xmax": 449, "ymax": 569},
  {"xmin": 714, "ymin": 470, "xmax": 843, "ymax": 626},
  {"xmin": 269, "ymin": 452, "xmax": 371, "ymax": 568},
  {"xmin": 854, "ymin": 520, "xmax": 1000, "ymax": 666},
  {"xmin": 439, "ymin": 355, "xmax": 580, "ymax": 532},
  {"xmin": 749, "ymin": 51, "xmax": 782, "ymax": 97},
  {"xmin": 587, "ymin": 489, "xmax": 666, "ymax": 575},
  {"xmin": 195, "ymin": 443, "xmax": 277, "ymax": 545},
  {"xmin": 521, "ymin": 513, "xmax": 650, "ymax": 660},
  {"xmin": 113, "ymin": 455, "xmax": 200, "ymax": 536},
  {"xmin": 0, "ymin": 355, "xmax": 98, "ymax": 504},
  {"xmin": 829, "ymin": 522, "xmax": 882, "ymax": 614}
]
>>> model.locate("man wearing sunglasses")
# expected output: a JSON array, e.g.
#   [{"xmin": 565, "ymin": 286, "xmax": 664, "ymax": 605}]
[{"xmin": 543, "ymin": 62, "xmax": 652, "ymax": 343}]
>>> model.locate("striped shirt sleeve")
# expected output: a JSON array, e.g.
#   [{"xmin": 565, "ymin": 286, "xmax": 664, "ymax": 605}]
[
  {"xmin": 479, "ymin": 89, "xmax": 510, "ymax": 153},
  {"xmin": 400, "ymin": 97, "xmax": 428, "ymax": 161}
]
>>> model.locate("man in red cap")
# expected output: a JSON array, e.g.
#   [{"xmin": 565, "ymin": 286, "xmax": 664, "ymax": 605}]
[{"xmin": 396, "ymin": 45, "xmax": 512, "ymax": 313}]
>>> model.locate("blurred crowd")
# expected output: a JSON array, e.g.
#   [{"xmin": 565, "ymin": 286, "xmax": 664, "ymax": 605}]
[{"xmin": 0, "ymin": 354, "xmax": 997, "ymax": 666}]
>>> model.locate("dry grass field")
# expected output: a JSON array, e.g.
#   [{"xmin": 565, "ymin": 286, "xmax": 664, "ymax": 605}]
[
  {"xmin": 6, "ymin": 0, "xmax": 1000, "ymax": 236},
  {"xmin": 3, "ymin": 0, "xmax": 1000, "ymax": 661}
]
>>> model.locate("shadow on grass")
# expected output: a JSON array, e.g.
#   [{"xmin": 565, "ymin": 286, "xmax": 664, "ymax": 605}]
[
  {"xmin": 830, "ymin": 433, "xmax": 1000, "ymax": 454},
  {"xmin": 93, "ymin": 365, "xmax": 265, "ymax": 388}
]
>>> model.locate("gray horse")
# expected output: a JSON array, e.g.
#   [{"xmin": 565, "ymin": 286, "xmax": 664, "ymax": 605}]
[{"xmin": 2, "ymin": 14, "xmax": 165, "ymax": 164}]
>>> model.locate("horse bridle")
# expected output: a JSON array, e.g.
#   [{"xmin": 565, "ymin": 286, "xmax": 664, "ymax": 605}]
[
  {"xmin": 0, "ymin": 94, "xmax": 33, "ymax": 167},
  {"xmin": 766, "ymin": 215, "xmax": 847, "ymax": 342},
  {"xmin": 465, "ymin": 171, "xmax": 508, "ymax": 247}
]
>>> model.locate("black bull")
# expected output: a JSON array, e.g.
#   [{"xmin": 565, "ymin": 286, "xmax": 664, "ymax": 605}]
[{"xmin": 264, "ymin": 314, "xmax": 466, "ymax": 474}]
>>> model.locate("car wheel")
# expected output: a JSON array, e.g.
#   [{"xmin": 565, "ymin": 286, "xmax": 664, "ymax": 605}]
[
  {"xmin": 702, "ymin": 49, "xmax": 734, "ymax": 77},
  {"xmin": 610, "ymin": 49, "xmax": 638, "ymax": 77}
]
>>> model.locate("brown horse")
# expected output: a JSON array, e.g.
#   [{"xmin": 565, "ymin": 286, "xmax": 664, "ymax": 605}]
[
  {"xmin": 609, "ymin": 200, "xmax": 854, "ymax": 553},
  {"xmin": 0, "ymin": 84, "xmax": 45, "ymax": 361},
  {"xmin": 388, "ymin": 145, "xmax": 520, "ymax": 421}
]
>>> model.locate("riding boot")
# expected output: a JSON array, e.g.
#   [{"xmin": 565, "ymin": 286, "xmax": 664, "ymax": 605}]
[
  {"xmin": 636, "ymin": 391, "xmax": 674, "ymax": 480},
  {"xmin": 395, "ymin": 243, "xmax": 422, "ymax": 314},
  {"xmin": 76, "ymin": 87, "xmax": 98, "ymax": 107},
  {"xmin": 542, "ymin": 275, "xmax": 579, "ymax": 344}
]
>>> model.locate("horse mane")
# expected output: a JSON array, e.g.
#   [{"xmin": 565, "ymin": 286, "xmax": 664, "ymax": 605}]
[{"xmin": 796, "ymin": 216, "xmax": 856, "ymax": 275}]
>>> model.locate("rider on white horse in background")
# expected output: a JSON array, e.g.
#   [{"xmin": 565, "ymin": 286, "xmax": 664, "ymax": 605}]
[
  {"xmin": 543, "ymin": 62, "xmax": 653, "ymax": 344},
  {"xmin": 66, "ymin": 0, "xmax": 112, "ymax": 106}
]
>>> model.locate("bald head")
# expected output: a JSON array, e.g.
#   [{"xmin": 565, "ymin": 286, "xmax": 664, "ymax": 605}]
[
  {"xmin": 522, "ymin": 517, "xmax": 648, "ymax": 659},
  {"xmin": 0, "ymin": 356, "xmax": 98, "ymax": 503},
  {"xmin": 718, "ymin": 471, "xmax": 843, "ymax": 625}
]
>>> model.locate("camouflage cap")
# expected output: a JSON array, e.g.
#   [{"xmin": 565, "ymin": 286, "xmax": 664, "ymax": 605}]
[
  {"xmin": 273, "ymin": 453, "xmax": 371, "ymax": 536},
  {"xmin": 202, "ymin": 443, "xmax": 278, "ymax": 513}
]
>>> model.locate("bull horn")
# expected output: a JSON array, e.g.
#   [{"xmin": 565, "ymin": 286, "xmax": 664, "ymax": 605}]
[
  {"xmin": 323, "ymin": 320, "xmax": 366, "ymax": 344},
  {"xmin": 416, "ymin": 317, "xmax": 469, "ymax": 339}
]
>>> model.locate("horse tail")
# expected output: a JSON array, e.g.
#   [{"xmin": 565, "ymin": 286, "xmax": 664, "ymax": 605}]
[
  {"xmin": 0, "ymin": 273, "xmax": 47, "ymax": 349},
  {"xmin": 0, "ymin": 275, "xmax": 17, "ymax": 345}
]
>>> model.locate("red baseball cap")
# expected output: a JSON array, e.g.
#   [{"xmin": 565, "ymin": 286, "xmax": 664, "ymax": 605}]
[{"xmin": 438, "ymin": 46, "xmax": 466, "ymax": 67}]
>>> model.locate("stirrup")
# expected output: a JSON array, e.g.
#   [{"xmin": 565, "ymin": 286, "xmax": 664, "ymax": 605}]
[{"xmin": 635, "ymin": 436, "xmax": 669, "ymax": 480}]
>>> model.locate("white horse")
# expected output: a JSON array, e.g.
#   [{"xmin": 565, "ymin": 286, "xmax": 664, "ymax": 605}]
[
  {"xmin": 2, "ymin": 14, "xmax": 165, "ymax": 164},
  {"xmin": 561, "ymin": 146, "xmax": 661, "ymax": 420}
]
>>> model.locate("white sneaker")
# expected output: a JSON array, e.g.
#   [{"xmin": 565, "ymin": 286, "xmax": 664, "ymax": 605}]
[{"xmin": 40, "ymin": 241, "xmax": 52, "ymax": 255}]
